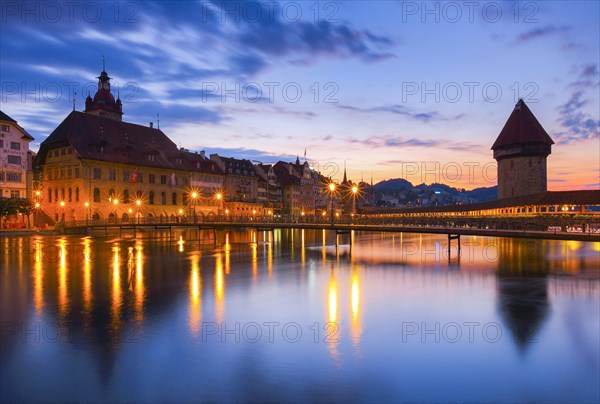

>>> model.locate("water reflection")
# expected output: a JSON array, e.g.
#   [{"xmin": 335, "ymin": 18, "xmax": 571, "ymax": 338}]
[
  {"xmin": 496, "ymin": 238, "xmax": 550, "ymax": 350},
  {"xmin": 57, "ymin": 239, "xmax": 68, "ymax": 318},
  {"xmin": 111, "ymin": 244, "xmax": 122, "ymax": 331},
  {"xmin": 33, "ymin": 239, "xmax": 43, "ymax": 318},
  {"xmin": 350, "ymin": 266, "xmax": 362, "ymax": 346},
  {"xmin": 1, "ymin": 231, "xmax": 598, "ymax": 403},
  {"xmin": 188, "ymin": 254, "xmax": 202, "ymax": 337}
]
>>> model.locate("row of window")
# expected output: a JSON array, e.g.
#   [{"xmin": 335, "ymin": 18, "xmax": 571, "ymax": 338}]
[
  {"xmin": 46, "ymin": 166, "xmax": 80, "ymax": 181},
  {"xmin": 47, "ymin": 187, "xmax": 80, "ymax": 203},
  {"xmin": 0, "ymin": 139, "xmax": 21, "ymax": 150},
  {"xmin": 93, "ymin": 188, "xmax": 181, "ymax": 206},
  {"xmin": 48, "ymin": 147, "xmax": 74, "ymax": 158},
  {"xmin": 0, "ymin": 172, "xmax": 23, "ymax": 182}
]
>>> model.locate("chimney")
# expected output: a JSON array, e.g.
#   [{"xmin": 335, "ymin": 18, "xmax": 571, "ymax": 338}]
[
  {"xmin": 200, "ymin": 150, "xmax": 206, "ymax": 158},
  {"xmin": 149, "ymin": 122, "xmax": 153, "ymax": 128}
]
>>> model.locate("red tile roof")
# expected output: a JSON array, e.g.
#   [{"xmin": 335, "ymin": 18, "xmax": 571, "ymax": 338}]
[
  {"xmin": 492, "ymin": 99, "xmax": 554, "ymax": 150},
  {"xmin": 38, "ymin": 111, "xmax": 220, "ymax": 174}
]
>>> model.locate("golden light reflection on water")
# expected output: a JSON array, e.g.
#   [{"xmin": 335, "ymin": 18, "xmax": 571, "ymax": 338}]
[
  {"xmin": 350, "ymin": 268, "xmax": 362, "ymax": 346},
  {"xmin": 224, "ymin": 232, "xmax": 231, "ymax": 275},
  {"xmin": 57, "ymin": 239, "xmax": 68, "ymax": 317},
  {"xmin": 82, "ymin": 239, "xmax": 92, "ymax": 318},
  {"xmin": 327, "ymin": 269, "xmax": 339, "ymax": 359},
  {"xmin": 215, "ymin": 254, "xmax": 225, "ymax": 323},
  {"xmin": 134, "ymin": 243, "xmax": 145, "ymax": 321},
  {"xmin": 188, "ymin": 254, "xmax": 202, "ymax": 337},
  {"xmin": 33, "ymin": 240, "xmax": 43, "ymax": 318},
  {"xmin": 111, "ymin": 244, "xmax": 121, "ymax": 330}
]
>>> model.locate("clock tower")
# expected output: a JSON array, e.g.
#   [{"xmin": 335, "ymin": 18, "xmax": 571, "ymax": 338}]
[{"xmin": 84, "ymin": 69, "xmax": 123, "ymax": 121}]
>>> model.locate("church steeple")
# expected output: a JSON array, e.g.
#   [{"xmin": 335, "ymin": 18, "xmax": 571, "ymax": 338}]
[
  {"xmin": 342, "ymin": 161, "xmax": 348, "ymax": 184},
  {"xmin": 84, "ymin": 62, "xmax": 123, "ymax": 121}
]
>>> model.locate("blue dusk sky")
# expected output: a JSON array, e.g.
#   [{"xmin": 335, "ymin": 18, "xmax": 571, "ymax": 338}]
[{"xmin": 1, "ymin": 0, "xmax": 598, "ymax": 189}]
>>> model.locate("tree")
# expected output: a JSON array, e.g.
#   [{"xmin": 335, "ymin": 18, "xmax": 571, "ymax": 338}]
[
  {"xmin": 0, "ymin": 198, "xmax": 18, "ymax": 229},
  {"xmin": 16, "ymin": 198, "xmax": 35, "ymax": 228}
]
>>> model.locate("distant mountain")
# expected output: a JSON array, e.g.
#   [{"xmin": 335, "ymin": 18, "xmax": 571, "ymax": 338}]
[
  {"xmin": 363, "ymin": 178, "xmax": 498, "ymax": 207},
  {"xmin": 463, "ymin": 186, "xmax": 498, "ymax": 202},
  {"xmin": 373, "ymin": 178, "xmax": 413, "ymax": 191}
]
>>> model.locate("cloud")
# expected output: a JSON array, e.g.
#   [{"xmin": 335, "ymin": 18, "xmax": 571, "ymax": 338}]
[
  {"xmin": 553, "ymin": 64, "xmax": 600, "ymax": 144},
  {"xmin": 349, "ymin": 135, "xmax": 482, "ymax": 151},
  {"xmin": 337, "ymin": 104, "xmax": 464, "ymax": 123},
  {"xmin": 200, "ymin": 147, "xmax": 295, "ymax": 163},
  {"xmin": 513, "ymin": 25, "xmax": 571, "ymax": 44}
]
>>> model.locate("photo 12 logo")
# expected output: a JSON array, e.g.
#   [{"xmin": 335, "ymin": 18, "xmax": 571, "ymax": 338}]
[
  {"xmin": 1, "ymin": 1, "xmax": 140, "ymax": 24},
  {"xmin": 399, "ymin": 1, "xmax": 540, "ymax": 24},
  {"xmin": 401, "ymin": 82, "xmax": 539, "ymax": 104},
  {"xmin": 200, "ymin": 81, "xmax": 339, "ymax": 104}
]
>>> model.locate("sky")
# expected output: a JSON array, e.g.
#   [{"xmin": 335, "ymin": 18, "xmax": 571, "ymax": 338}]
[{"xmin": 1, "ymin": 0, "xmax": 598, "ymax": 190}]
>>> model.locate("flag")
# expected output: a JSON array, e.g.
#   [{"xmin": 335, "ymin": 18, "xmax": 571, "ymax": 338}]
[
  {"xmin": 168, "ymin": 172, "xmax": 177, "ymax": 187},
  {"xmin": 129, "ymin": 168, "xmax": 138, "ymax": 183}
]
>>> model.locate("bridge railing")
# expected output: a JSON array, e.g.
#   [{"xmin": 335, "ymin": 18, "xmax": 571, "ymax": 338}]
[{"xmin": 61, "ymin": 214, "xmax": 600, "ymax": 234}]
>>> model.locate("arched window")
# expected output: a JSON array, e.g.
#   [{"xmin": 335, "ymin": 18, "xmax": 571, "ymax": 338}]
[
  {"xmin": 108, "ymin": 189, "xmax": 115, "ymax": 201},
  {"xmin": 68, "ymin": 188, "xmax": 72, "ymax": 202},
  {"xmin": 149, "ymin": 191, "xmax": 155, "ymax": 205},
  {"xmin": 75, "ymin": 187, "xmax": 79, "ymax": 202},
  {"xmin": 123, "ymin": 189, "xmax": 130, "ymax": 203},
  {"xmin": 61, "ymin": 188, "xmax": 65, "ymax": 200},
  {"xmin": 48, "ymin": 188, "xmax": 52, "ymax": 203},
  {"xmin": 54, "ymin": 189, "xmax": 58, "ymax": 202},
  {"xmin": 172, "ymin": 192, "xmax": 177, "ymax": 205},
  {"xmin": 93, "ymin": 188, "xmax": 100, "ymax": 202},
  {"xmin": 161, "ymin": 192, "xmax": 166, "ymax": 205},
  {"xmin": 136, "ymin": 190, "xmax": 143, "ymax": 200}
]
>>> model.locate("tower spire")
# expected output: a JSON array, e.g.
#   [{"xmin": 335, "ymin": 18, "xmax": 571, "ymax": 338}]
[{"xmin": 342, "ymin": 161, "xmax": 347, "ymax": 183}]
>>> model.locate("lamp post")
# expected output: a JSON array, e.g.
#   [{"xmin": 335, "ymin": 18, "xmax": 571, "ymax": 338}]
[
  {"xmin": 328, "ymin": 183, "xmax": 336, "ymax": 225},
  {"xmin": 113, "ymin": 199, "xmax": 119, "ymax": 223},
  {"xmin": 84, "ymin": 201, "xmax": 90, "ymax": 224},
  {"xmin": 136, "ymin": 199, "xmax": 141, "ymax": 224},
  {"xmin": 351, "ymin": 185, "xmax": 358, "ymax": 222},
  {"xmin": 216, "ymin": 192, "xmax": 223, "ymax": 219},
  {"xmin": 59, "ymin": 201, "xmax": 65, "ymax": 225},
  {"xmin": 191, "ymin": 192, "xmax": 198, "ymax": 223}
]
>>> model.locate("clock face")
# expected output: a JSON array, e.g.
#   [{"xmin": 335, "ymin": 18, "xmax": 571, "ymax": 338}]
[{"xmin": 103, "ymin": 83, "xmax": 109, "ymax": 90}]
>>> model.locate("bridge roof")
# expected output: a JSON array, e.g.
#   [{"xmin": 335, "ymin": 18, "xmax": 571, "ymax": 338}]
[{"xmin": 365, "ymin": 190, "xmax": 600, "ymax": 215}]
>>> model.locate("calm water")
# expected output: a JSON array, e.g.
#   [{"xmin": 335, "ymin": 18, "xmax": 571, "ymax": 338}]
[{"xmin": 1, "ymin": 230, "xmax": 599, "ymax": 403}]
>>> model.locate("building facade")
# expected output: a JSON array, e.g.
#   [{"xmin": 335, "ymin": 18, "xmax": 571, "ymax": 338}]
[
  {"xmin": 37, "ymin": 69, "xmax": 224, "ymax": 223},
  {"xmin": 0, "ymin": 111, "xmax": 34, "ymax": 199}
]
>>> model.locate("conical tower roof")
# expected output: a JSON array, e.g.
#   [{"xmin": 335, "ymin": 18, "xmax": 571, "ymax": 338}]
[{"xmin": 492, "ymin": 99, "xmax": 554, "ymax": 150}]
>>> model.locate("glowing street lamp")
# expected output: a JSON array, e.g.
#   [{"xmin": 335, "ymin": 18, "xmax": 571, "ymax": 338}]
[
  {"xmin": 135, "ymin": 199, "xmax": 142, "ymax": 224},
  {"xmin": 59, "ymin": 201, "xmax": 66, "ymax": 224},
  {"xmin": 351, "ymin": 184, "xmax": 359, "ymax": 219},
  {"xmin": 216, "ymin": 192, "xmax": 223, "ymax": 217},
  {"xmin": 191, "ymin": 191, "xmax": 198, "ymax": 223},
  {"xmin": 84, "ymin": 201, "xmax": 90, "ymax": 223},
  {"xmin": 328, "ymin": 183, "xmax": 336, "ymax": 224}
]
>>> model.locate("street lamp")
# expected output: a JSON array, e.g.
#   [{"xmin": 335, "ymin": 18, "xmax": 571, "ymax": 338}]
[
  {"xmin": 84, "ymin": 201, "xmax": 90, "ymax": 224},
  {"xmin": 351, "ymin": 185, "xmax": 358, "ymax": 220},
  {"xmin": 216, "ymin": 192, "xmax": 223, "ymax": 218},
  {"xmin": 136, "ymin": 199, "xmax": 142, "ymax": 224},
  {"xmin": 191, "ymin": 191, "xmax": 198, "ymax": 223},
  {"xmin": 113, "ymin": 199, "xmax": 119, "ymax": 223},
  {"xmin": 328, "ymin": 183, "xmax": 336, "ymax": 224},
  {"xmin": 59, "ymin": 201, "xmax": 65, "ymax": 225},
  {"xmin": 34, "ymin": 202, "xmax": 40, "ymax": 228}
]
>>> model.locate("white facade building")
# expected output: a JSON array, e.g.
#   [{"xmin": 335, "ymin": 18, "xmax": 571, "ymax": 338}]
[{"xmin": 0, "ymin": 111, "xmax": 34, "ymax": 199}]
